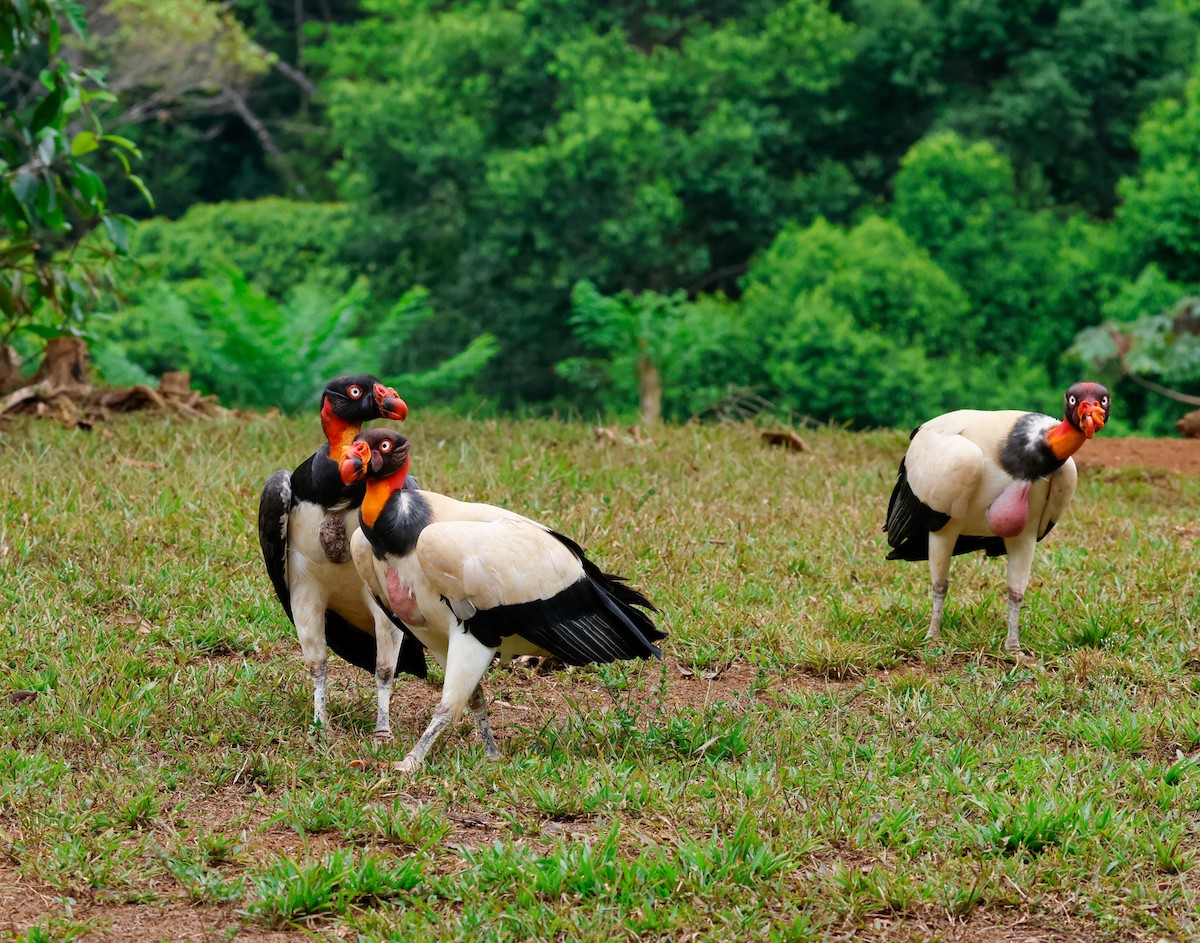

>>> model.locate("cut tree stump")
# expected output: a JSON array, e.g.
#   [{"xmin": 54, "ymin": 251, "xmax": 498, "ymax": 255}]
[
  {"xmin": 2, "ymin": 359, "xmax": 232, "ymax": 427},
  {"xmin": 1178, "ymin": 409, "xmax": 1200, "ymax": 438},
  {"xmin": 34, "ymin": 336, "xmax": 90, "ymax": 390}
]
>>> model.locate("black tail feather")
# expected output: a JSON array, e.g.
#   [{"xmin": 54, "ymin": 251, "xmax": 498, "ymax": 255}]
[
  {"xmin": 548, "ymin": 529, "xmax": 663, "ymax": 639},
  {"xmin": 463, "ymin": 529, "xmax": 663, "ymax": 664},
  {"xmin": 884, "ymin": 457, "xmax": 951, "ymax": 561}
]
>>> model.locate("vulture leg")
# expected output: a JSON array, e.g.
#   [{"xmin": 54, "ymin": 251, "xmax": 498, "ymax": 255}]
[
  {"xmin": 291, "ymin": 584, "xmax": 331, "ymax": 733},
  {"xmin": 371, "ymin": 603, "xmax": 402, "ymax": 740},
  {"xmin": 926, "ymin": 527, "xmax": 958, "ymax": 641},
  {"xmin": 470, "ymin": 684, "xmax": 501, "ymax": 761},
  {"xmin": 1002, "ymin": 537, "xmax": 1037, "ymax": 653},
  {"xmin": 395, "ymin": 624, "xmax": 497, "ymax": 775}
]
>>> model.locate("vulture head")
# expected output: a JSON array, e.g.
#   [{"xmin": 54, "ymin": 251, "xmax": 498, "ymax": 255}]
[
  {"xmin": 322, "ymin": 374, "xmax": 408, "ymax": 424},
  {"xmin": 1063, "ymin": 382, "xmax": 1110, "ymax": 439},
  {"xmin": 340, "ymin": 428, "xmax": 411, "ymax": 486}
]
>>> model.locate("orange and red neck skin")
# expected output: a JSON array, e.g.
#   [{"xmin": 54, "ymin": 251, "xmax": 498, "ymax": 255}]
[
  {"xmin": 1045, "ymin": 419, "xmax": 1088, "ymax": 462},
  {"xmin": 1046, "ymin": 397, "xmax": 1107, "ymax": 461},
  {"xmin": 320, "ymin": 397, "xmax": 362, "ymax": 466},
  {"xmin": 360, "ymin": 461, "xmax": 411, "ymax": 529}
]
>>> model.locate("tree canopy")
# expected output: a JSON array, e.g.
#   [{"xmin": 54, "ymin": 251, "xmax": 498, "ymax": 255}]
[{"xmin": 23, "ymin": 0, "xmax": 1200, "ymax": 430}]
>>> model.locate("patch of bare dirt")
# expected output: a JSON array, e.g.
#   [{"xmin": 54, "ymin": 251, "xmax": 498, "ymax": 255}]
[
  {"xmin": 0, "ymin": 861, "xmax": 293, "ymax": 942},
  {"xmin": 1076, "ymin": 436, "xmax": 1200, "ymax": 474}
]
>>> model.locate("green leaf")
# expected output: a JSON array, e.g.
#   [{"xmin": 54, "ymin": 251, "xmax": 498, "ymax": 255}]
[
  {"xmin": 100, "ymin": 134, "xmax": 139, "ymax": 152},
  {"xmin": 71, "ymin": 131, "xmax": 98, "ymax": 156},
  {"xmin": 102, "ymin": 214, "xmax": 129, "ymax": 254},
  {"xmin": 35, "ymin": 132, "xmax": 58, "ymax": 166},
  {"xmin": 11, "ymin": 0, "xmax": 31, "ymax": 29},
  {"xmin": 20, "ymin": 323, "xmax": 64, "ymax": 340},
  {"xmin": 126, "ymin": 174, "xmax": 155, "ymax": 211},
  {"xmin": 29, "ymin": 80, "xmax": 65, "ymax": 133},
  {"xmin": 12, "ymin": 172, "xmax": 39, "ymax": 208},
  {"xmin": 71, "ymin": 163, "xmax": 103, "ymax": 206}
]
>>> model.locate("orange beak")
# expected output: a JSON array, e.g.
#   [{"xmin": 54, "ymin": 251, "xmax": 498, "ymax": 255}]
[
  {"xmin": 340, "ymin": 439, "xmax": 372, "ymax": 485},
  {"xmin": 373, "ymin": 384, "xmax": 408, "ymax": 422},
  {"xmin": 1079, "ymin": 402, "xmax": 1105, "ymax": 439}
]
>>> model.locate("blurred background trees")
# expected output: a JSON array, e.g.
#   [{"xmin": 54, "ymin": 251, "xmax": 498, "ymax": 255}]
[
  {"xmin": 8, "ymin": 0, "xmax": 1200, "ymax": 431},
  {"xmin": 0, "ymin": 0, "xmax": 147, "ymax": 385}
]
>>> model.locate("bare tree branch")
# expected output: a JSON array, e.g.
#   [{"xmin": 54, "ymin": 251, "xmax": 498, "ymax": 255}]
[
  {"xmin": 1124, "ymin": 370, "xmax": 1200, "ymax": 407},
  {"xmin": 273, "ymin": 57, "xmax": 318, "ymax": 98},
  {"xmin": 221, "ymin": 86, "xmax": 309, "ymax": 199}
]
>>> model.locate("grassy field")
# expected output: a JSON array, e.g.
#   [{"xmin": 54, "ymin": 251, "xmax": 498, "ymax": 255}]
[{"xmin": 1, "ymin": 410, "xmax": 1198, "ymax": 942}]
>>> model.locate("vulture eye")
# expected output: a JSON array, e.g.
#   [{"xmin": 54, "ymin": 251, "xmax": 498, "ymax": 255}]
[
  {"xmin": 1068, "ymin": 395, "xmax": 1077, "ymax": 406},
  {"xmin": 347, "ymin": 385, "xmax": 363, "ymax": 399},
  {"xmin": 379, "ymin": 440, "xmax": 393, "ymax": 453},
  {"xmin": 1101, "ymin": 395, "xmax": 1109, "ymax": 406}
]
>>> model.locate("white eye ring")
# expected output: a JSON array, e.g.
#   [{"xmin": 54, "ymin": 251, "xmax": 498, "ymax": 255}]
[
  {"xmin": 348, "ymin": 385, "xmax": 363, "ymax": 398},
  {"xmin": 380, "ymin": 441, "xmax": 392, "ymax": 452},
  {"xmin": 1101, "ymin": 396, "xmax": 1109, "ymax": 405},
  {"xmin": 1068, "ymin": 395, "xmax": 1077, "ymax": 406}
]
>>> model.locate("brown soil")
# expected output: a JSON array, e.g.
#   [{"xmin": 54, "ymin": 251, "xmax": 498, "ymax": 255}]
[{"xmin": 1076, "ymin": 436, "xmax": 1200, "ymax": 474}]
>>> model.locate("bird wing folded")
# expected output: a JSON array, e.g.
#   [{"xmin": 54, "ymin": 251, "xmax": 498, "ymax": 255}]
[
  {"xmin": 415, "ymin": 518, "xmax": 582, "ymax": 610},
  {"xmin": 257, "ymin": 470, "xmax": 294, "ymax": 622},
  {"xmin": 905, "ymin": 419, "xmax": 985, "ymax": 519}
]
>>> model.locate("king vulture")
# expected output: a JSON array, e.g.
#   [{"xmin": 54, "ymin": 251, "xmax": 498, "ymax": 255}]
[
  {"xmin": 338, "ymin": 427, "xmax": 664, "ymax": 775},
  {"xmin": 257, "ymin": 375, "xmax": 427, "ymax": 739},
  {"xmin": 884, "ymin": 382, "xmax": 1111, "ymax": 653}
]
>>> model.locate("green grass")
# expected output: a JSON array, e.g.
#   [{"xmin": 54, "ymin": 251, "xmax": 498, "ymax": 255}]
[{"xmin": 0, "ymin": 411, "xmax": 1197, "ymax": 940}]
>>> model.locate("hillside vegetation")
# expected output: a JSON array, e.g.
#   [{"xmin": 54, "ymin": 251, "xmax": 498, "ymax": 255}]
[
  {"xmin": 1, "ymin": 414, "xmax": 1198, "ymax": 940},
  {"xmin": 5, "ymin": 1, "xmax": 1200, "ymax": 431}
]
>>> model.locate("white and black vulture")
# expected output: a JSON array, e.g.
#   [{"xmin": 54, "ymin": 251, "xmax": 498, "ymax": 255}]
[
  {"xmin": 884, "ymin": 382, "xmax": 1111, "ymax": 653},
  {"xmin": 338, "ymin": 427, "xmax": 663, "ymax": 774},
  {"xmin": 257, "ymin": 375, "xmax": 427, "ymax": 738}
]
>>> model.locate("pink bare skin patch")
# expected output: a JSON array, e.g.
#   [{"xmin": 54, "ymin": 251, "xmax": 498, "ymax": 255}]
[
  {"xmin": 986, "ymin": 481, "xmax": 1032, "ymax": 537},
  {"xmin": 386, "ymin": 569, "xmax": 426, "ymax": 626}
]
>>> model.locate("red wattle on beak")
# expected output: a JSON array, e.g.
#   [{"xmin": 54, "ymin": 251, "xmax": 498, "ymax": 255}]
[
  {"xmin": 340, "ymin": 441, "xmax": 371, "ymax": 485},
  {"xmin": 1078, "ymin": 402, "xmax": 1105, "ymax": 439},
  {"xmin": 340, "ymin": 455, "xmax": 364, "ymax": 485},
  {"xmin": 373, "ymin": 384, "xmax": 408, "ymax": 422}
]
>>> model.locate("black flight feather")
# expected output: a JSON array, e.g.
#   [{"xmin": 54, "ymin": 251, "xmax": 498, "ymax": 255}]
[
  {"xmin": 258, "ymin": 470, "xmax": 294, "ymax": 622},
  {"xmin": 462, "ymin": 529, "xmax": 663, "ymax": 664},
  {"xmin": 464, "ymin": 579, "xmax": 662, "ymax": 664},
  {"xmin": 883, "ymin": 456, "xmax": 951, "ymax": 561}
]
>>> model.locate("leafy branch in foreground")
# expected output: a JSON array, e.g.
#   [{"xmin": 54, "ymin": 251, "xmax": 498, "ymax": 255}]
[{"xmin": 0, "ymin": 0, "xmax": 150, "ymax": 354}]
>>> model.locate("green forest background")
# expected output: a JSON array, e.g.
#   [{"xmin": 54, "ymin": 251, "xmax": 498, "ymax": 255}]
[{"xmin": 7, "ymin": 0, "xmax": 1200, "ymax": 433}]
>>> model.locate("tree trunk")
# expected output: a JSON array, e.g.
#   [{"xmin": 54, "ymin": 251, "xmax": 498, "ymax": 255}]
[
  {"xmin": 0, "ymin": 344, "xmax": 22, "ymax": 393},
  {"xmin": 636, "ymin": 354, "xmax": 662, "ymax": 426},
  {"xmin": 34, "ymin": 336, "xmax": 90, "ymax": 390}
]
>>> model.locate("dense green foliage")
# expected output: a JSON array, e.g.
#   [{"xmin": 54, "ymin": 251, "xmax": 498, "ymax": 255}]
[
  {"xmin": 2, "ymin": 414, "xmax": 1197, "ymax": 938},
  {"xmin": 40, "ymin": 0, "xmax": 1200, "ymax": 429},
  {"xmin": 0, "ymin": 0, "xmax": 147, "ymax": 347}
]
